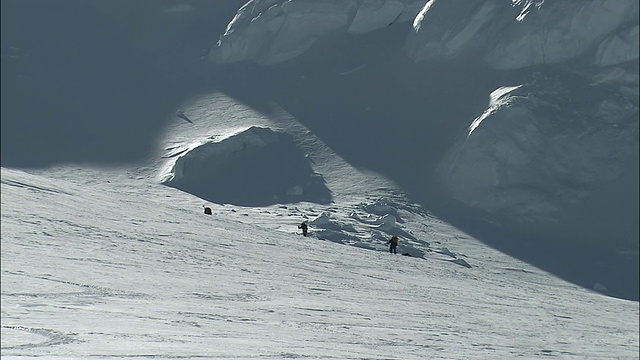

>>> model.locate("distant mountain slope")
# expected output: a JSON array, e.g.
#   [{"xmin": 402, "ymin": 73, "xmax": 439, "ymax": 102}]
[
  {"xmin": 2, "ymin": 166, "xmax": 639, "ymax": 357},
  {"xmin": 208, "ymin": 0, "xmax": 639, "ymax": 300},
  {"xmin": 1, "ymin": 0, "xmax": 637, "ymax": 300}
]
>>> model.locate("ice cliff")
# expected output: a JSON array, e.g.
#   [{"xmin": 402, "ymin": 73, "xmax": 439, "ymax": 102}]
[
  {"xmin": 212, "ymin": 0, "xmax": 638, "ymax": 68},
  {"xmin": 210, "ymin": 0, "xmax": 425, "ymax": 65},
  {"xmin": 407, "ymin": 0, "xmax": 639, "ymax": 69}
]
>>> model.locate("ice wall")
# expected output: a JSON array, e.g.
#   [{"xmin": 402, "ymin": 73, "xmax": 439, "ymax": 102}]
[{"xmin": 210, "ymin": 0, "xmax": 425, "ymax": 65}]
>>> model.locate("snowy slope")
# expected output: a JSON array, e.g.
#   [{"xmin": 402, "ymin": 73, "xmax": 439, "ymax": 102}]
[
  {"xmin": 2, "ymin": 88, "xmax": 639, "ymax": 358},
  {"xmin": 1, "ymin": 2, "xmax": 638, "ymax": 357},
  {"xmin": 2, "ymin": 165, "xmax": 639, "ymax": 359},
  {"xmin": 206, "ymin": 0, "xmax": 639, "ymax": 300},
  {"xmin": 147, "ymin": 91, "xmax": 451, "ymax": 257}
]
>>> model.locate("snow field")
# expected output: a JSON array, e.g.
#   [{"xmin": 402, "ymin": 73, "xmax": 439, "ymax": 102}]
[{"xmin": 2, "ymin": 167, "xmax": 638, "ymax": 359}]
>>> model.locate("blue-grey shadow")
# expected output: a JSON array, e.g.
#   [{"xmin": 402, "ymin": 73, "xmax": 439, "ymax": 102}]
[{"xmin": 164, "ymin": 127, "xmax": 333, "ymax": 207}]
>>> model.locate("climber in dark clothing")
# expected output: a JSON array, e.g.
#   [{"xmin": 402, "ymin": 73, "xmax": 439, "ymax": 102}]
[
  {"xmin": 298, "ymin": 222, "xmax": 308, "ymax": 237},
  {"xmin": 388, "ymin": 235, "xmax": 399, "ymax": 254}
]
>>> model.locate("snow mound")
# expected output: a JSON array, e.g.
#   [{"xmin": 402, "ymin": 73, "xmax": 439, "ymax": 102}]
[
  {"xmin": 296, "ymin": 197, "xmax": 432, "ymax": 259},
  {"xmin": 162, "ymin": 126, "xmax": 332, "ymax": 206}
]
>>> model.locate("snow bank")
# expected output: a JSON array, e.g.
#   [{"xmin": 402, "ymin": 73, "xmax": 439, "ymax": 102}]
[{"xmin": 162, "ymin": 126, "xmax": 331, "ymax": 206}]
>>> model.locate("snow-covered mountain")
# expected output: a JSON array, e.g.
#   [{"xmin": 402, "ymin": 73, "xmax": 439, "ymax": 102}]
[
  {"xmin": 211, "ymin": 0, "xmax": 639, "ymax": 224},
  {"xmin": 1, "ymin": 1, "xmax": 639, "ymax": 355},
  {"xmin": 207, "ymin": 0, "xmax": 639, "ymax": 300}
]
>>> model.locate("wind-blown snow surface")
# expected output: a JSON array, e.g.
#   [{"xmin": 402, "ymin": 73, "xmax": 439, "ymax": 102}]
[
  {"xmin": 2, "ymin": 165, "xmax": 639, "ymax": 359},
  {"xmin": 2, "ymin": 92, "xmax": 639, "ymax": 358},
  {"xmin": 1, "ymin": 1, "xmax": 639, "ymax": 357}
]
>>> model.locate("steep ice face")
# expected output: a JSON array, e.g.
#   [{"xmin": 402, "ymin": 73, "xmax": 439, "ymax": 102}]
[
  {"xmin": 404, "ymin": 0, "xmax": 639, "ymax": 226},
  {"xmin": 406, "ymin": 0, "xmax": 500, "ymax": 60},
  {"xmin": 348, "ymin": 0, "xmax": 424, "ymax": 35},
  {"xmin": 210, "ymin": 0, "xmax": 424, "ymax": 65},
  {"xmin": 212, "ymin": 0, "xmax": 352, "ymax": 65},
  {"xmin": 483, "ymin": 0, "xmax": 639, "ymax": 69},
  {"xmin": 207, "ymin": 0, "xmax": 638, "ymax": 251},
  {"xmin": 594, "ymin": 24, "xmax": 640, "ymax": 67},
  {"xmin": 407, "ymin": 0, "xmax": 639, "ymax": 69},
  {"xmin": 436, "ymin": 73, "xmax": 639, "ymax": 223},
  {"xmin": 211, "ymin": 0, "xmax": 638, "ymax": 69}
]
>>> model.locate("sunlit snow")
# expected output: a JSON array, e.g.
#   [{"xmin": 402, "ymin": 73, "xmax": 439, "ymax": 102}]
[
  {"xmin": 2, "ymin": 92, "xmax": 638, "ymax": 359},
  {"xmin": 2, "ymin": 0, "xmax": 638, "ymax": 359}
]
